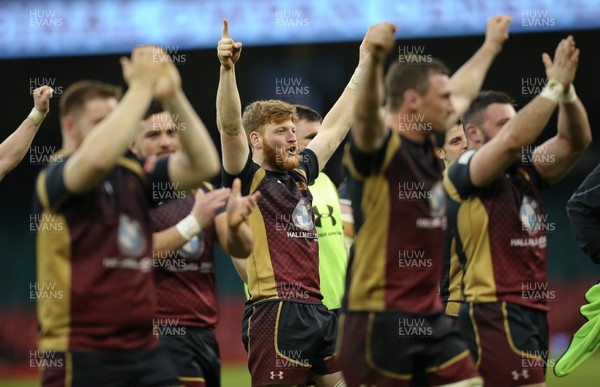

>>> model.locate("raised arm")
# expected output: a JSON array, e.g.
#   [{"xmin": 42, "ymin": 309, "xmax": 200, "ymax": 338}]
[
  {"xmin": 0, "ymin": 86, "xmax": 53, "ymax": 181},
  {"xmin": 153, "ymin": 188, "xmax": 230, "ymax": 255},
  {"xmin": 468, "ymin": 37, "xmax": 580, "ymax": 188},
  {"xmin": 216, "ymin": 19, "xmax": 248, "ymax": 175},
  {"xmin": 567, "ymin": 164, "xmax": 600, "ymax": 264},
  {"xmin": 349, "ymin": 23, "xmax": 396, "ymax": 153},
  {"xmin": 305, "ymin": 27, "xmax": 374, "ymax": 167},
  {"xmin": 156, "ymin": 60, "xmax": 221, "ymax": 190},
  {"xmin": 215, "ymin": 178, "xmax": 261, "ymax": 258},
  {"xmin": 63, "ymin": 46, "xmax": 162, "ymax": 193},
  {"xmin": 446, "ymin": 15, "xmax": 511, "ymax": 128},
  {"xmin": 533, "ymin": 38, "xmax": 591, "ymax": 185}
]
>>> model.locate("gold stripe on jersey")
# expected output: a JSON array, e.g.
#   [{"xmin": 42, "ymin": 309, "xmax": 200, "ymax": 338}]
[
  {"xmin": 36, "ymin": 207, "xmax": 72, "ymax": 352},
  {"xmin": 445, "ymin": 237, "xmax": 463, "ymax": 317},
  {"xmin": 457, "ymin": 198, "xmax": 497, "ymax": 303},
  {"xmin": 442, "ymin": 168, "xmax": 460, "ymax": 202},
  {"xmin": 37, "ymin": 169, "xmax": 69, "ymax": 212},
  {"xmin": 342, "ymin": 145, "xmax": 365, "ymax": 181},
  {"xmin": 366, "ymin": 313, "xmax": 412, "ymax": 380},
  {"xmin": 201, "ymin": 181, "xmax": 214, "ymax": 191},
  {"xmin": 381, "ymin": 132, "xmax": 402, "ymax": 171},
  {"xmin": 250, "ymin": 168, "xmax": 266, "ymax": 194},
  {"xmin": 342, "ymin": 131, "xmax": 402, "ymax": 182},
  {"xmin": 293, "ymin": 168, "xmax": 307, "ymax": 181},
  {"xmin": 247, "ymin": 169, "xmax": 277, "ymax": 300},
  {"xmin": 116, "ymin": 157, "xmax": 146, "ymax": 182},
  {"xmin": 347, "ymin": 174, "xmax": 390, "ymax": 310},
  {"xmin": 346, "ymin": 133, "xmax": 401, "ymax": 311}
]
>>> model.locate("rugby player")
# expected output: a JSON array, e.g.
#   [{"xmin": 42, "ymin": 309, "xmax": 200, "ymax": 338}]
[
  {"xmin": 438, "ymin": 120, "xmax": 469, "ymax": 321},
  {"xmin": 444, "ymin": 36, "xmax": 591, "ymax": 386},
  {"xmin": 33, "ymin": 46, "xmax": 220, "ymax": 386},
  {"xmin": 339, "ymin": 15, "xmax": 511, "ymax": 386},
  {"xmin": 216, "ymin": 18, "xmax": 370, "ymax": 387},
  {"xmin": 129, "ymin": 101, "xmax": 260, "ymax": 387}
]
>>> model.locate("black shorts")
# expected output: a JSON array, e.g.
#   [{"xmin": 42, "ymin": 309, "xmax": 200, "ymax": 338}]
[
  {"xmin": 41, "ymin": 346, "xmax": 179, "ymax": 387},
  {"xmin": 458, "ymin": 301, "xmax": 549, "ymax": 387},
  {"xmin": 242, "ymin": 300, "xmax": 340, "ymax": 386},
  {"xmin": 338, "ymin": 310, "xmax": 479, "ymax": 387},
  {"xmin": 160, "ymin": 326, "xmax": 221, "ymax": 387}
]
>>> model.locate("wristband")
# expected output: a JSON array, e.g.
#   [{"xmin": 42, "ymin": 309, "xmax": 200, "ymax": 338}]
[
  {"xmin": 347, "ymin": 67, "xmax": 363, "ymax": 90},
  {"xmin": 539, "ymin": 79, "xmax": 563, "ymax": 103},
  {"xmin": 175, "ymin": 215, "xmax": 201, "ymax": 240},
  {"xmin": 560, "ymin": 83, "xmax": 577, "ymax": 103},
  {"xmin": 28, "ymin": 107, "xmax": 47, "ymax": 126}
]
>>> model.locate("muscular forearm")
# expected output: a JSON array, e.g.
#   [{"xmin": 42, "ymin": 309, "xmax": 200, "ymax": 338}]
[
  {"xmin": 557, "ymin": 97, "xmax": 592, "ymax": 153},
  {"xmin": 162, "ymin": 89, "xmax": 220, "ymax": 179},
  {"xmin": 0, "ymin": 118, "xmax": 40, "ymax": 180},
  {"xmin": 353, "ymin": 55, "xmax": 385, "ymax": 152},
  {"xmin": 226, "ymin": 223, "xmax": 253, "ymax": 258},
  {"xmin": 217, "ymin": 66, "xmax": 243, "ymax": 135},
  {"xmin": 503, "ymin": 96, "xmax": 558, "ymax": 149}
]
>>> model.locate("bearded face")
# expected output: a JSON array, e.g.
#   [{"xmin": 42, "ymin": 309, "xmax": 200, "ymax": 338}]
[{"xmin": 262, "ymin": 136, "xmax": 300, "ymax": 171}]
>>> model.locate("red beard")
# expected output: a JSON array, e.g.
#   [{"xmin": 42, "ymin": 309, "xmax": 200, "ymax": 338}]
[{"xmin": 262, "ymin": 140, "xmax": 300, "ymax": 171}]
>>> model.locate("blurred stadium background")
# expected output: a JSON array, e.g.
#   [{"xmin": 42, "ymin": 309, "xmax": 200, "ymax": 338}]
[{"xmin": 1, "ymin": 0, "xmax": 599, "ymax": 385}]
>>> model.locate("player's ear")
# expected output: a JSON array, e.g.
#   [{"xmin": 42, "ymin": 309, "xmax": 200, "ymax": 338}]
[
  {"xmin": 464, "ymin": 123, "xmax": 478, "ymax": 143},
  {"xmin": 403, "ymin": 89, "xmax": 419, "ymax": 110},
  {"xmin": 249, "ymin": 131, "xmax": 262, "ymax": 149},
  {"xmin": 128, "ymin": 141, "xmax": 139, "ymax": 156},
  {"xmin": 435, "ymin": 147, "xmax": 445, "ymax": 160}
]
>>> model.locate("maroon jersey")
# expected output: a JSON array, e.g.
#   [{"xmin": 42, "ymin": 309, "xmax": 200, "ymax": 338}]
[
  {"xmin": 343, "ymin": 131, "xmax": 446, "ymax": 313},
  {"xmin": 443, "ymin": 150, "xmax": 549, "ymax": 311},
  {"xmin": 150, "ymin": 183, "xmax": 218, "ymax": 329},
  {"xmin": 34, "ymin": 152, "xmax": 170, "ymax": 351},
  {"xmin": 222, "ymin": 149, "xmax": 321, "ymax": 303}
]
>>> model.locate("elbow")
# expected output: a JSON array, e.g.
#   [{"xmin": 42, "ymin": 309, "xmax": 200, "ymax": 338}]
[
  {"xmin": 229, "ymin": 240, "xmax": 252, "ymax": 259},
  {"xmin": 190, "ymin": 151, "xmax": 220, "ymax": 181},
  {"xmin": 502, "ymin": 131, "xmax": 525, "ymax": 154},
  {"xmin": 204, "ymin": 157, "xmax": 221, "ymax": 180},
  {"xmin": 220, "ymin": 124, "xmax": 243, "ymax": 138},
  {"xmin": 228, "ymin": 232, "xmax": 253, "ymax": 258},
  {"xmin": 577, "ymin": 131, "xmax": 593, "ymax": 153}
]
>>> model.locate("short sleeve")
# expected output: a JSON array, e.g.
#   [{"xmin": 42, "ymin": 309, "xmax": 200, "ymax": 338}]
[
  {"xmin": 445, "ymin": 149, "xmax": 477, "ymax": 201},
  {"xmin": 222, "ymin": 149, "xmax": 260, "ymax": 196},
  {"xmin": 36, "ymin": 157, "xmax": 71, "ymax": 212},
  {"xmin": 298, "ymin": 148, "xmax": 319, "ymax": 185}
]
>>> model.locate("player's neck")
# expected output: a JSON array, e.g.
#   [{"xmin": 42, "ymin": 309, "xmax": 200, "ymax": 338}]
[{"xmin": 386, "ymin": 109, "xmax": 429, "ymax": 144}]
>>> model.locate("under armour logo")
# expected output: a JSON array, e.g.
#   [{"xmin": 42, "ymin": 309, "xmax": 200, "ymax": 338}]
[
  {"xmin": 270, "ymin": 371, "xmax": 284, "ymax": 380},
  {"xmin": 313, "ymin": 205, "xmax": 337, "ymax": 227},
  {"xmin": 512, "ymin": 369, "xmax": 530, "ymax": 380}
]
